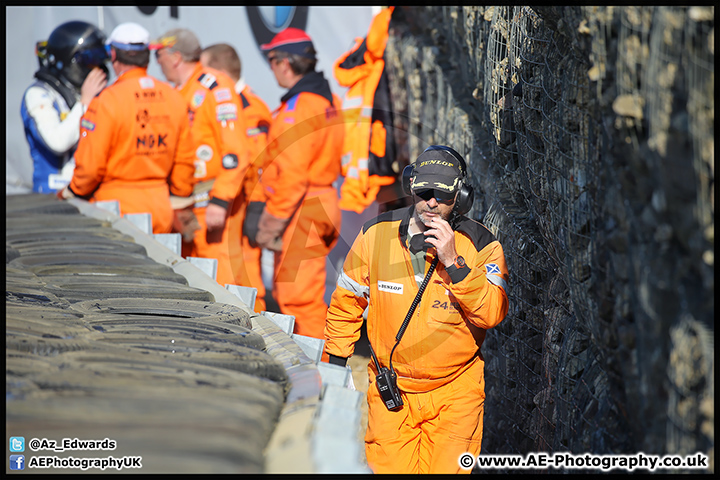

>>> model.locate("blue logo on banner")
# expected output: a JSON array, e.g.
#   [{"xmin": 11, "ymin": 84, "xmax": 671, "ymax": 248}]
[
  {"xmin": 247, "ymin": 6, "xmax": 308, "ymax": 53},
  {"xmin": 259, "ymin": 6, "xmax": 296, "ymax": 31}
]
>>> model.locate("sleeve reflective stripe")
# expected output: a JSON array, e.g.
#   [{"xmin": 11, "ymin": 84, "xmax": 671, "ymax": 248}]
[
  {"xmin": 343, "ymin": 96, "xmax": 363, "ymax": 109},
  {"xmin": 487, "ymin": 274, "xmax": 508, "ymax": 293},
  {"xmin": 337, "ymin": 270, "xmax": 369, "ymax": 299}
]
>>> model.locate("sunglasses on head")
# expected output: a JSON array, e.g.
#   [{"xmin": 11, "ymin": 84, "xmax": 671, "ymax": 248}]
[{"xmin": 414, "ymin": 189, "xmax": 456, "ymax": 204}]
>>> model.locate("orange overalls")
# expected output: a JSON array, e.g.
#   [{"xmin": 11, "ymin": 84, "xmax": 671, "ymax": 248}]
[
  {"xmin": 70, "ymin": 68, "xmax": 195, "ymax": 233},
  {"xmin": 324, "ymin": 206, "xmax": 509, "ymax": 474},
  {"xmin": 333, "ymin": 6, "xmax": 397, "ymax": 214},
  {"xmin": 177, "ymin": 64, "xmax": 250, "ymax": 286},
  {"xmin": 260, "ymin": 71, "xmax": 345, "ymax": 338},
  {"xmin": 228, "ymin": 83, "xmax": 272, "ymax": 312}
]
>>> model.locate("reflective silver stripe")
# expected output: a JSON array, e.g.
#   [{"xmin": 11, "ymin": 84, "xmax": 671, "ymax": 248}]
[
  {"xmin": 487, "ymin": 274, "xmax": 508, "ymax": 292},
  {"xmin": 341, "ymin": 152, "xmax": 352, "ymax": 167},
  {"xmin": 343, "ymin": 96, "xmax": 363, "ymax": 109},
  {"xmin": 337, "ymin": 271, "xmax": 369, "ymax": 299},
  {"xmin": 346, "ymin": 166, "xmax": 359, "ymax": 179},
  {"xmin": 357, "ymin": 158, "xmax": 369, "ymax": 171},
  {"xmin": 361, "ymin": 107, "xmax": 373, "ymax": 118}
]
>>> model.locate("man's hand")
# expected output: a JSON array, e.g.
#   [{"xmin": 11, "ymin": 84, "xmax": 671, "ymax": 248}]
[
  {"xmin": 423, "ymin": 216, "xmax": 457, "ymax": 268},
  {"xmin": 56, "ymin": 185, "xmax": 76, "ymax": 200},
  {"xmin": 205, "ymin": 203, "xmax": 227, "ymax": 231},
  {"xmin": 173, "ymin": 207, "xmax": 200, "ymax": 242},
  {"xmin": 256, "ymin": 210, "xmax": 290, "ymax": 252},
  {"xmin": 80, "ymin": 67, "xmax": 107, "ymax": 107}
]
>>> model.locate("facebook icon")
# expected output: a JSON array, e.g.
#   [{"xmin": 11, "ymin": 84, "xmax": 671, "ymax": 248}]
[{"xmin": 10, "ymin": 454, "xmax": 25, "ymax": 470}]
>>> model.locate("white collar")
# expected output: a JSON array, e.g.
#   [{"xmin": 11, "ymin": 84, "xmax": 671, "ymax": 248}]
[{"xmin": 234, "ymin": 77, "xmax": 246, "ymax": 95}]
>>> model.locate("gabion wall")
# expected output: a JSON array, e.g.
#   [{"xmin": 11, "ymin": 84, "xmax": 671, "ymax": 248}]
[{"xmin": 384, "ymin": 6, "xmax": 714, "ymax": 472}]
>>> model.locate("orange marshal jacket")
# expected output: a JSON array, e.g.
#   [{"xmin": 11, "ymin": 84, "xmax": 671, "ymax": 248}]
[
  {"xmin": 325, "ymin": 206, "xmax": 510, "ymax": 393},
  {"xmin": 70, "ymin": 67, "xmax": 195, "ymax": 200},
  {"xmin": 179, "ymin": 64, "xmax": 249, "ymax": 208},
  {"xmin": 237, "ymin": 82, "xmax": 272, "ymax": 202},
  {"xmin": 261, "ymin": 71, "xmax": 344, "ymax": 220},
  {"xmin": 334, "ymin": 6, "xmax": 396, "ymax": 213}
]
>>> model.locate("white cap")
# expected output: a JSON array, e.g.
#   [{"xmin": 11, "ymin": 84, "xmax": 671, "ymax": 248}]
[{"xmin": 106, "ymin": 22, "xmax": 150, "ymax": 50}]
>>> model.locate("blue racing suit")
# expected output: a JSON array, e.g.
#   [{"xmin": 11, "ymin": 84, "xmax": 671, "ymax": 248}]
[{"xmin": 20, "ymin": 75, "xmax": 85, "ymax": 193}]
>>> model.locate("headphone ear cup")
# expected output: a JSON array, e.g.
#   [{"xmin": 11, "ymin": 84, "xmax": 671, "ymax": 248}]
[
  {"xmin": 453, "ymin": 185, "xmax": 474, "ymax": 216},
  {"xmin": 401, "ymin": 164, "xmax": 414, "ymax": 196}
]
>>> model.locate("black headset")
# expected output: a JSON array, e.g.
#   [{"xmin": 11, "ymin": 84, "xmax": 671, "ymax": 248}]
[{"xmin": 401, "ymin": 145, "xmax": 475, "ymax": 216}]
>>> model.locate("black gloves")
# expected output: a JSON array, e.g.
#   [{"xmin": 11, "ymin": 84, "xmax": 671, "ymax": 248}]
[{"xmin": 243, "ymin": 201, "xmax": 265, "ymax": 248}]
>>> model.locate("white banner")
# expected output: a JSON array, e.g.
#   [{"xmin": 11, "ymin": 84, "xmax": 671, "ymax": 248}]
[{"xmin": 6, "ymin": 5, "xmax": 379, "ymax": 193}]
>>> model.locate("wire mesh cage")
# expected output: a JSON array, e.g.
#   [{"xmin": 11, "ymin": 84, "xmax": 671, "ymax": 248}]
[
  {"xmin": 684, "ymin": 6, "xmax": 714, "ymax": 245},
  {"xmin": 382, "ymin": 5, "xmax": 713, "ymax": 471}
]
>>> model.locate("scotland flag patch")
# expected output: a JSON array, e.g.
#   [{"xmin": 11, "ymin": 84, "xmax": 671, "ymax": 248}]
[{"xmin": 485, "ymin": 263, "xmax": 500, "ymax": 274}]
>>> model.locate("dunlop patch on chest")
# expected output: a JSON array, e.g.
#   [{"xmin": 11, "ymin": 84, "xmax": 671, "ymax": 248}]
[{"xmin": 378, "ymin": 281, "xmax": 403, "ymax": 294}]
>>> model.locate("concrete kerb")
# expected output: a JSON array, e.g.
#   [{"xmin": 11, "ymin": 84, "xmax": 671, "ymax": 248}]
[{"xmin": 67, "ymin": 198, "xmax": 321, "ymax": 473}]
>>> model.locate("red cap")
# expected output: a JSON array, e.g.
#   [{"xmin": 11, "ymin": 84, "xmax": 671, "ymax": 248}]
[{"xmin": 260, "ymin": 27, "xmax": 316, "ymax": 59}]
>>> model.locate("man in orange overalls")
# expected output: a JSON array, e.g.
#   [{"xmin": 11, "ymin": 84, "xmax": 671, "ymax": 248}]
[
  {"xmin": 254, "ymin": 28, "xmax": 345, "ymax": 340},
  {"xmin": 60, "ymin": 23, "xmax": 195, "ymax": 233},
  {"xmin": 324, "ymin": 146, "xmax": 510, "ymax": 474},
  {"xmin": 151, "ymin": 29, "xmax": 250, "ymax": 286},
  {"xmin": 200, "ymin": 43, "xmax": 272, "ymax": 312}
]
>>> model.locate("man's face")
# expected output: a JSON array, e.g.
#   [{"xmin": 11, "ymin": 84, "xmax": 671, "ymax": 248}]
[
  {"xmin": 267, "ymin": 51, "xmax": 288, "ymax": 88},
  {"xmin": 412, "ymin": 188, "xmax": 457, "ymax": 226},
  {"xmin": 154, "ymin": 48, "xmax": 176, "ymax": 84}
]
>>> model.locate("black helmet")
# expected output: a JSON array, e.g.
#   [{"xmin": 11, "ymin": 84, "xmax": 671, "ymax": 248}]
[{"xmin": 43, "ymin": 20, "xmax": 109, "ymax": 88}]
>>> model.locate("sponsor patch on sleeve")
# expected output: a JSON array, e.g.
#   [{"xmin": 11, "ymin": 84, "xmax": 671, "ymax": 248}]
[
  {"xmin": 191, "ymin": 91, "xmax": 206, "ymax": 109},
  {"xmin": 81, "ymin": 119, "xmax": 95, "ymax": 131},
  {"xmin": 195, "ymin": 144, "xmax": 213, "ymax": 161},
  {"xmin": 248, "ymin": 125, "xmax": 270, "ymax": 136},
  {"xmin": 199, "ymin": 73, "xmax": 218, "ymax": 90},
  {"xmin": 222, "ymin": 154, "xmax": 239, "ymax": 169},
  {"xmin": 485, "ymin": 263, "xmax": 501, "ymax": 274},
  {"xmin": 213, "ymin": 88, "xmax": 232, "ymax": 102},
  {"xmin": 216, "ymin": 103, "xmax": 238, "ymax": 122}
]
